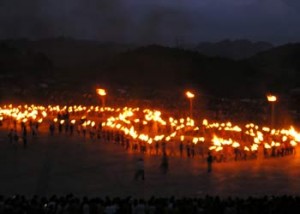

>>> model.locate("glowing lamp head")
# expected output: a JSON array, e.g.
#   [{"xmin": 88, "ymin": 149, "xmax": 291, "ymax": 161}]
[
  {"xmin": 185, "ymin": 91, "xmax": 195, "ymax": 99},
  {"xmin": 96, "ymin": 88, "xmax": 106, "ymax": 96},
  {"xmin": 267, "ymin": 95, "xmax": 277, "ymax": 102}
]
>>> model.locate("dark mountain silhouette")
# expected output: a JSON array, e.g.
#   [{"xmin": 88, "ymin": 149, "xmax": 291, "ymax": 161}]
[
  {"xmin": 245, "ymin": 43, "xmax": 300, "ymax": 94},
  {"xmin": 194, "ymin": 39, "xmax": 273, "ymax": 59},
  {"xmin": 0, "ymin": 41, "xmax": 52, "ymax": 74},
  {"xmin": 1, "ymin": 38, "xmax": 300, "ymax": 102},
  {"xmin": 3, "ymin": 37, "xmax": 135, "ymax": 70},
  {"xmin": 103, "ymin": 45, "xmax": 259, "ymax": 97}
]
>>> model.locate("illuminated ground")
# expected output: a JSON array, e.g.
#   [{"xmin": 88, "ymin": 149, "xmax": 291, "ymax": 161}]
[{"xmin": 1, "ymin": 129, "xmax": 300, "ymax": 198}]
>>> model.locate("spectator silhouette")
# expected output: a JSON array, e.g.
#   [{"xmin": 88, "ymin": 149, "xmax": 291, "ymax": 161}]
[
  {"xmin": 207, "ymin": 152, "xmax": 213, "ymax": 173},
  {"xmin": 160, "ymin": 152, "xmax": 169, "ymax": 174},
  {"xmin": 134, "ymin": 158, "xmax": 145, "ymax": 181}
]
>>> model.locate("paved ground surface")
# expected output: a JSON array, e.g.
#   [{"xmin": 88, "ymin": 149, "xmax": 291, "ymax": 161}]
[{"xmin": 1, "ymin": 128, "xmax": 300, "ymax": 199}]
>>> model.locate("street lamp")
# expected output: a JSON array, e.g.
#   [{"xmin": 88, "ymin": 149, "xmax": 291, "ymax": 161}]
[
  {"xmin": 266, "ymin": 94, "xmax": 277, "ymax": 128},
  {"xmin": 96, "ymin": 88, "xmax": 107, "ymax": 108},
  {"xmin": 185, "ymin": 91, "xmax": 195, "ymax": 118}
]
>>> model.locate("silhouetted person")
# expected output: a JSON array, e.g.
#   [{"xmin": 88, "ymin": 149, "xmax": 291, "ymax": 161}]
[
  {"xmin": 207, "ymin": 152, "xmax": 213, "ymax": 173},
  {"xmin": 8, "ymin": 129, "xmax": 14, "ymax": 144},
  {"xmin": 191, "ymin": 144, "xmax": 195, "ymax": 158},
  {"xmin": 186, "ymin": 144, "xmax": 191, "ymax": 157},
  {"xmin": 179, "ymin": 141, "xmax": 184, "ymax": 157},
  {"xmin": 70, "ymin": 123, "xmax": 74, "ymax": 135},
  {"xmin": 49, "ymin": 123, "xmax": 55, "ymax": 136},
  {"xmin": 134, "ymin": 158, "xmax": 145, "ymax": 181},
  {"xmin": 58, "ymin": 122, "xmax": 63, "ymax": 134},
  {"xmin": 160, "ymin": 152, "xmax": 169, "ymax": 174},
  {"xmin": 22, "ymin": 126, "xmax": 27, "ymax": 148}
]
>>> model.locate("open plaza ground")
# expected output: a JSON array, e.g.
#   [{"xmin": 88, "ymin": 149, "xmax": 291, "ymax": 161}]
[{"xmin": 1, "ymin": 129, "xmax": 300, "ymax": 199}]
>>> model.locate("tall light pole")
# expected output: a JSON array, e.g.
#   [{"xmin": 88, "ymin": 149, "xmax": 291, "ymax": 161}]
[
  {"xmin": 266, "ymin": 94, "xmax": 277, "ymax": 128},
  {"xmin": 185, "ymin": 91, "xmax": 195, "ymax": 118},
  {"xmin": 96, "ymin": 88, "xmax": 107, "ymax": 108}
]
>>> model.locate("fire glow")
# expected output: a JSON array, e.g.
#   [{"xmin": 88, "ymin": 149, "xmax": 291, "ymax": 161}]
[{"xmin": 0, "ymin": 104, "xmax": 299, "ymax": 155}]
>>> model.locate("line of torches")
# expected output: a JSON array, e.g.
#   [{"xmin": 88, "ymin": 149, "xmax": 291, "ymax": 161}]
[{"xmin": 1, "ymin": 104, "xmax": 300, "ymax": 153}]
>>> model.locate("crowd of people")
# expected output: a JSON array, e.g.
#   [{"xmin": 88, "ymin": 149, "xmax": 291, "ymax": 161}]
[
  {"xmin": 2, "ymin": 105, "xmax": 297, "ymax": 167},
  {"xmin": 1, "ymin": 100, "xmax": 300, "ymax": 213},
  {"xmin": 1, "ymin": 99, "xmax": 299, "ymax": 177},
  {"xmin": 0, "ymin": 194, "xmax": 299, "ymax": 214}
]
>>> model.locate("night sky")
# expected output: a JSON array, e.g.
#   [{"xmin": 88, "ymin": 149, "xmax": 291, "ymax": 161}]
[{"xmin": 1, "ymin": 0, "xmax": 299, "ymax": 45}]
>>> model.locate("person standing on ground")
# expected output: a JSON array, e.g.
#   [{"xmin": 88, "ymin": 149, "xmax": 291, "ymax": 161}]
[
  {"xmin": 179, "ymin": 141, "xmax": 184, "ymax": 157},
  {"xmin": 13, "ymin": 129, "xmax": 19, "ymax": 147},
  {"xmin": 49, "ymin": 122, "xmax": 55, "ymax": 136},
  {"xmin": 207, "ymin": 152, "xmax": 213, "ymax": 173},
  {"xmin": 160, "ymin": 152, "xmax": 169, "ymax": 174},
  {"xmin": 134, "ymin": 157, "xmax": 145, "ymax": 181},
  {"xmin": 8, "ymin": 129, "xmax": 14, "ymax": 144},
  {"xmin": 22, "ymin": 126, "xmax": 27, "ymax": 149}
]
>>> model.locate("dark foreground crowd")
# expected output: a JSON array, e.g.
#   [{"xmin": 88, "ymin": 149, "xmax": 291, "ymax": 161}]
[{"xmin": 1, "ymin": 194, "xmax": 300, "ymax": 214}]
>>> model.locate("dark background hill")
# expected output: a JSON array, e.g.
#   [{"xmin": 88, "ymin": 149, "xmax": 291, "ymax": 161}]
[
  {"xmin": 102, "ymin": 45, "xmax": 258, "ymax": 98},
  {"xmin": 246, "ymin": 43, "xmax": 300, "ymax": 94},
  {"xmin": 193, "ymin": 39, "xmax": 273, "ymax": 60},
  {"xmin": 1, "ymin": 38, "xmax": 300, "ymax": 104}
]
